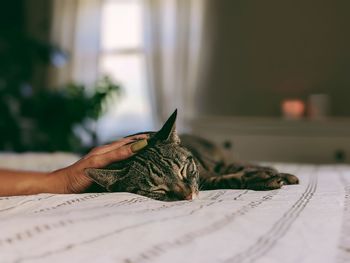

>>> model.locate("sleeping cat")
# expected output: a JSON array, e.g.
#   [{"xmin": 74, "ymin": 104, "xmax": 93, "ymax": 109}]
[{"xmin": 85, "ymin": 110, "xmax": 299, "ymax": 201}]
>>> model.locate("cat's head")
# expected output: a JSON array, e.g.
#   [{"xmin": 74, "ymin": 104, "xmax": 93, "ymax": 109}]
[{"xmin": 85, "ymin": 110, "xmax": 199, "ymax": 201}]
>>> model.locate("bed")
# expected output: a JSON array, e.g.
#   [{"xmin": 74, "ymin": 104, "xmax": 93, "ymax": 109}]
[{"xmin": 0, "ymin": 153, "xmax": 349, "ymax": 263}]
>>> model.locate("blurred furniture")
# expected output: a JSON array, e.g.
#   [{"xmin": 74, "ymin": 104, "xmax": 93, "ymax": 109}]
[{"xmin": 188, "ymin": 117, "xmax": 350, "ymax": 163}]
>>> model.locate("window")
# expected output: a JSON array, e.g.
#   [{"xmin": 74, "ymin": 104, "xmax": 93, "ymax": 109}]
[{"xmin": 96, "ymin": 0, "xmax": 154, "ymax": 142}]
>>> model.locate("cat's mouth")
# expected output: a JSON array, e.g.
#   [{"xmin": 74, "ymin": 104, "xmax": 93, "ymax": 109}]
[
  {"xmin": 161, "ymin": 189, "xmax": 199, "ymax": 201},
  {"xmin": 185, "ymin": 191, "xmax": 199, "ymax": 200}
]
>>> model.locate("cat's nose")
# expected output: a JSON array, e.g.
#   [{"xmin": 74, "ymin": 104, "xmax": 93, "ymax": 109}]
[{"xmin": 185, "ymin": 192, "xmax": 198, "ymax": 200}]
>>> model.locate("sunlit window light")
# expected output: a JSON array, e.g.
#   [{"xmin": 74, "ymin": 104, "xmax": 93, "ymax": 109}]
[{"xmin": 96, "ymin": 0, "xmax": 154, "ymax": 143}]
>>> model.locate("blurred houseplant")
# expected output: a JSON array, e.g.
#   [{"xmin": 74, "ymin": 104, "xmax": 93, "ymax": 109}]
[
  {"xmin": 20, "ymin": 77, "xmax": 120, "ymax": 152},
  {"xmin": 0, "ymin": 30, "xmax": 120, "ymax": 152}
]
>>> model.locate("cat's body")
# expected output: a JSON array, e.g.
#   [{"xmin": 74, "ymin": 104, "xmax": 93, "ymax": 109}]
[
  {"xmin": 180, "ymin": 134, "xmax": 298, "ymax": 191},
  {"xmin": 86, "ymin": 110, "xmax": 299, "ymax": 201}
]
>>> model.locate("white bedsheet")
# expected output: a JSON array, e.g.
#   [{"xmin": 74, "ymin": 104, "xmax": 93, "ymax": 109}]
[{"xmin": 0, "ymin": 153, "xmax": 349, "ymax": 263}]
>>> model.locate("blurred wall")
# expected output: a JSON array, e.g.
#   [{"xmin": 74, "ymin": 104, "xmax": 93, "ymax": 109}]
[
  {"xmin": 0, "ymin": 0, "xmax": 51, "ymax": 92},
  {"xmin": 24, "ymin": 0, "xmax": 52, "ymax": 89},
  {"xmin": 24, "ymin": 0, "xmax": 51, "ymax": 42},
  {"xmin": 197, "ymin": 0, "xmax": 350, "ymax": 117}
]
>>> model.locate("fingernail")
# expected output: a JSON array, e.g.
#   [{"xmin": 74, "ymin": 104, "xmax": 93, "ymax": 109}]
[{"xmin": 131, "ymin": 139, "xmax": 148, "ymax": 153}]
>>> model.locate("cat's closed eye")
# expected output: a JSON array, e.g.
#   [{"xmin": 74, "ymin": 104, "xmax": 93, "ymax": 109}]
[{"xmin": 151, "ymin": 187, "xmax": 168, "ymax": 194}]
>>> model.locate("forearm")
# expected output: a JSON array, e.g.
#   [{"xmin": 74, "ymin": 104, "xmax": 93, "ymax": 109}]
[
  {"xmin": 0, "ymin": 169, "xmax": 66, "ymax": 196},
  {"xmin": 0, "ymin": 136, "xmax": 147, "ymax": 197}
]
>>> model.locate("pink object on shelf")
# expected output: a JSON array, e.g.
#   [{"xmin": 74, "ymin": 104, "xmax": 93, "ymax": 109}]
[{"xmin": 281, "ymin": 99, "xmax": 305, "ymax": 120}]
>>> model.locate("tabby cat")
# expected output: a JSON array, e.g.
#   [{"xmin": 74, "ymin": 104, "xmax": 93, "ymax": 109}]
[{"xmin": 85, "ymin": 110, "xmax": 299, "ymax": 201}]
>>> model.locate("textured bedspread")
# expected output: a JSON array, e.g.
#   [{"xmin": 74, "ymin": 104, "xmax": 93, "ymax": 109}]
[{"xmin": 0, "ymin": 153, "xmax": 349, "ymax": 263}]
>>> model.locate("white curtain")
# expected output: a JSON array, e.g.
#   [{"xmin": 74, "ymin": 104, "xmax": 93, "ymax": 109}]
[
  {"xmin": 143, "ymin": 0, "xmax": 209, "ymax": 131},
  {"xmin": 49, "ymin": 0, "xmax": 102, "ymax": 88},
  {"xmin": 50, "ymin": 0, "xmax": 211, "ymax": 132}
]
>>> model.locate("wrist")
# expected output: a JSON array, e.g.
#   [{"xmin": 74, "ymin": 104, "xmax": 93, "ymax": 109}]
[
  {"xmin": 43, "ymin": 170, "xmax": 69, "ymax": 194},
  {"xmin": 50, "ymin": 167, "xmax": 93, "ymax": 194}
]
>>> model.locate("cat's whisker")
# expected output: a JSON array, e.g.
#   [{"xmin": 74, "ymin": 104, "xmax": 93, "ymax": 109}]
[{"xmin": 198, "ymin": 180, "xmax": 206, "ymax": 191}]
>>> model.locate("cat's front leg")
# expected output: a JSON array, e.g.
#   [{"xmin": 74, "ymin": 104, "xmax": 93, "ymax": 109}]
[
  {"xmin": 200, "ymin": 170, "xmax": 284, "ymax": 191},
  {"xmin": 200, "ymin": 166, "xmax": 299, "ymax": 191},
  {"xmin": 199, "ymin": 172, "xmax": 244, "ymax": 190}
]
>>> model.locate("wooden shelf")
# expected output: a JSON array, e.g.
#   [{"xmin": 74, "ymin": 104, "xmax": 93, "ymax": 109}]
[
  {"xmin": 187, "ymin": 116, "xmax": 350, "ymax": 137},
  {"xmin": 186, "ymin": 116, "xmax": 350, "ymax": 164}
]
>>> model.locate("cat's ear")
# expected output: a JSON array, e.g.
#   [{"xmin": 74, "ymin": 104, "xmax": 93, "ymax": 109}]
[
  {"xmin": 154, "ymin": 109, "xmax": 180, "ymax": 144},
  {"xmin": 84, "ymin": 168, "xmax": 122, "ymax": 191}
]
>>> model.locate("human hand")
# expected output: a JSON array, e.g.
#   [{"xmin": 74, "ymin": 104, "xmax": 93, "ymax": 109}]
[{"xmin": 51, "ymin": 134, "xmax": 148, "ymax": 194}]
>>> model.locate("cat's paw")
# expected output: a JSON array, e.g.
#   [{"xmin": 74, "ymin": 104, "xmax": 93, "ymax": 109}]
[
  {"xmin": 241, "ymin": 169, "xmax": 299, "ymax": 190},
  {"xmin": 241, "ymin": 169, "xmax": 284, "ymax": 190},
  {"xmin": 279, "ymin": 173, "xmax": 299, "ymax": 185}
]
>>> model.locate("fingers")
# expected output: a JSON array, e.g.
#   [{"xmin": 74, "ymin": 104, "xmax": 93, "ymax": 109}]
[
  {"xmin": 87, "ymin": 134, "xmax": 149, "ymax": 156},
  {"xmin": 84, "ymin": 139, "xmax": 148, "ymax": 168},
  {"xmin": 90, "ymin": 146, "xmax": 132, "ymax": 168},
  {"xmin": 126, "ymin": 133, "xmax": 149, "ymax": 141},
  {"xmin": 105, "ymin": 134, "xmax": 148, "ymax": 149}
]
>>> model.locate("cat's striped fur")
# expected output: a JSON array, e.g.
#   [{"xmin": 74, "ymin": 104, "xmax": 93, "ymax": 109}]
[{"xmin": 86, "ymin": 110, "xmax": 298, "ymax": 201}]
